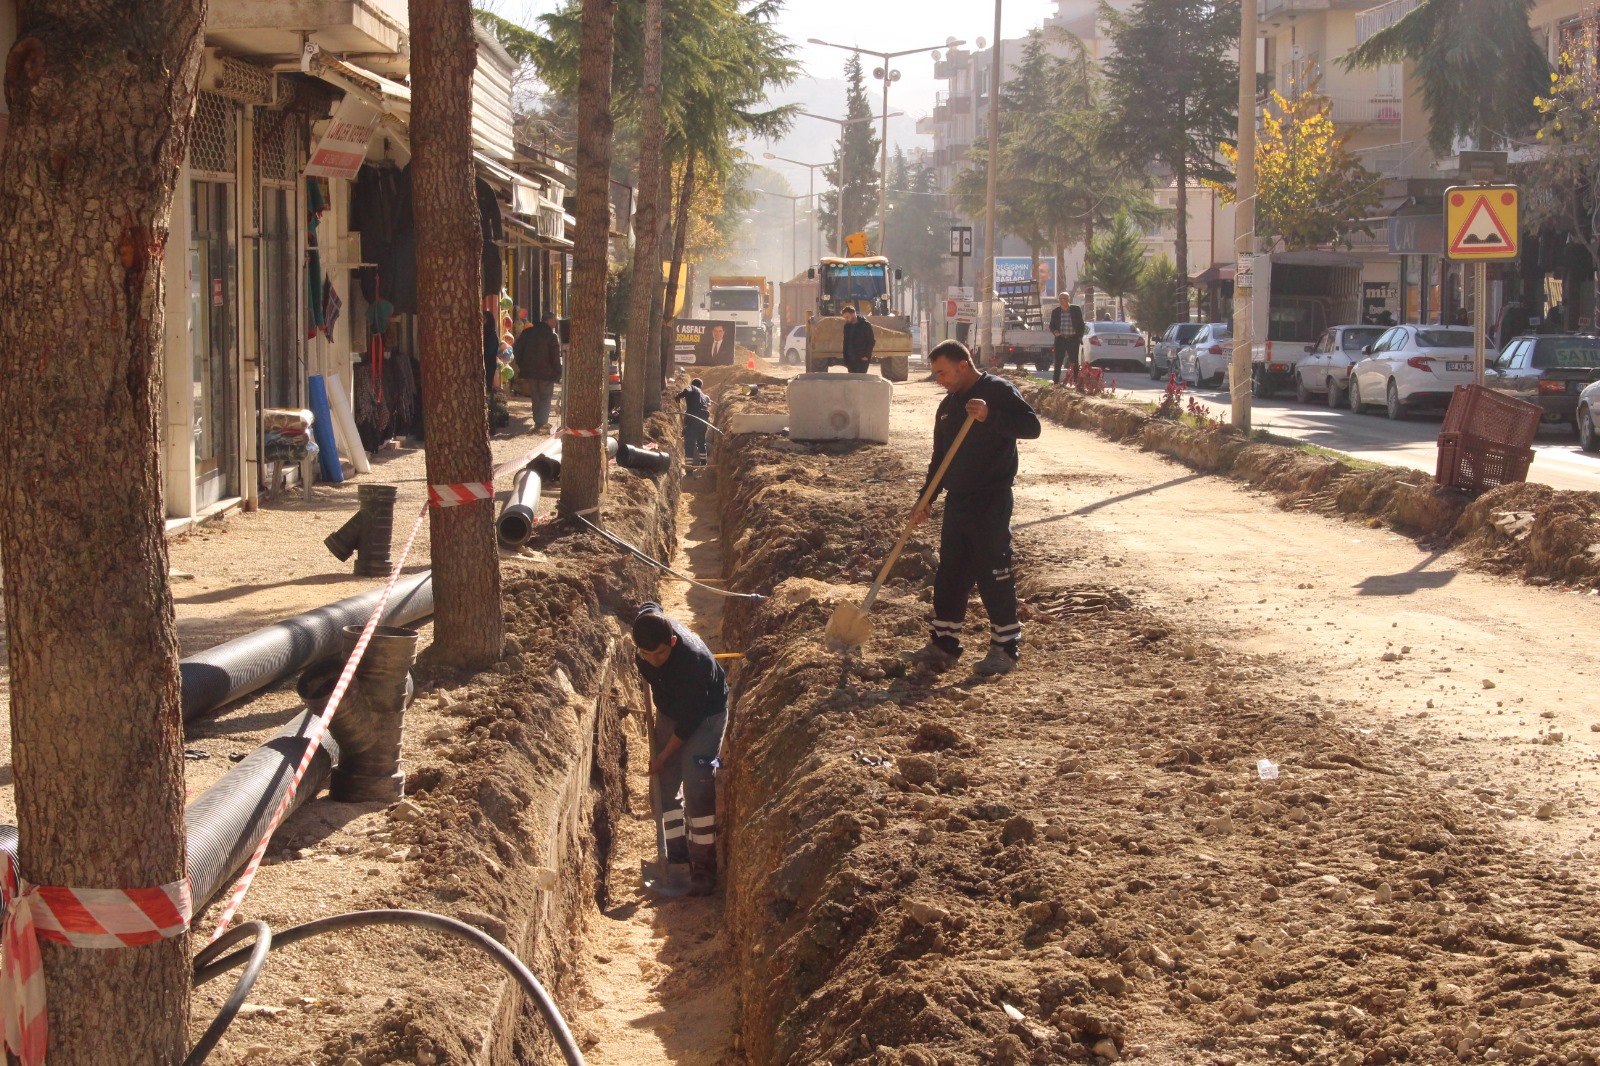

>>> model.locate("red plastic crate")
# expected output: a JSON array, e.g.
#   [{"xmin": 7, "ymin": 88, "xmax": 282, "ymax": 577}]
[
  {"xmin": 1435, "ymin": 431, "xmax": 1534, "ymax": 490},
  {"xmin": 1439, "ymin": 384, "xmax": 1542, "ymax": 449}
]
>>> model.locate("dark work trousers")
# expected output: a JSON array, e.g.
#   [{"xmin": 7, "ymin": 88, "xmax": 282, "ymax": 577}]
[
  {"xmin": 844, "ymin": 357, "xmax": 870, "ymax": 374},
  {"xmin": 683, "ymin": 416, "xmax": 708, "ymax": 460},
  {"xmin": 1052, "ymin": 336, "xmax": 1081, "ymax": 382},
  {"xmin": 654, "ymin": 710, "xmax": 726, "ymax": 866},
  {"xmin": 930, "ymin": 488, "xmax": 1022, "ymax": 657}
]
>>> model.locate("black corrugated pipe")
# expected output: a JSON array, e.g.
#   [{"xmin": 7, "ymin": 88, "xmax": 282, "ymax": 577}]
[
  {"xmin": 615, "ymin": 443, "xmax": 672, "ymax": 474},
  {"xmin": 0, "ymin": 711, "xmax": 338, "ymax": 914},
  {"xmin": 496, "ymin": 464, "xmax": 545, "ymax": 547},
  {"xmin": 353, "ymin": 484, "xmax": 398, "ymax": 577},
  {"xmin": 529, "ymin": 436, "xmax": 619, "ymax": 482},
  {"xmin": 180, "ymin": 573, "xmax": 433, "ymax": 725},
  {"xmin": 297, "ymin": 625, "xmax": 418, "ymax": 802}
]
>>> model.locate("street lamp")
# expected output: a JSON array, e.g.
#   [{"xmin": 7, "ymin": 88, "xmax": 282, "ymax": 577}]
[
  {"xmin": 763, "ymin": 152, "xmax": 830, "ymax": 267},
  {"xmin": 755, "ymin": 187, "xmax": 816, "ymax": 278},
  {"xmin": 794, "ymin": 109, "xmax": 902, "ymax": 256},
  {"xmin": 808, "ymin": 36, "xmax": 965, "ymax": 262}
]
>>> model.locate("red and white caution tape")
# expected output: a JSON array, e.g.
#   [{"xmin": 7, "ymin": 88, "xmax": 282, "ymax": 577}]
[
  {"xmin": 1, "ymin": 860, "xmax": 191, "ymax": 1066},
  {"xmin": 428, "ymin": 481, "xmax": 495, "ymax": 508},
  {"xmin": 209, "ymin": 497, "xmax": 432, "ymax": 943},
  {"xmin": 560, "ymin": 426, "xmax": 606, "ymax": 438}
]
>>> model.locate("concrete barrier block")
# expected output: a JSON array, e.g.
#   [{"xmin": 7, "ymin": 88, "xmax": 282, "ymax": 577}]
[{"xmin": 788, "ymin": 373, "xmax": 893, "ymax": 442}]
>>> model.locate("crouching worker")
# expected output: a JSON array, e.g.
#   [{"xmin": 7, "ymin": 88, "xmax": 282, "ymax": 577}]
[{"xmin": 632, "ymin": 603, "xmax": 727, "ymax": 896}]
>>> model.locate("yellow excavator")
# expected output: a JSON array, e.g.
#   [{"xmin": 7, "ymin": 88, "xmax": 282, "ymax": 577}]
[{"xmin": 804, "ymin": 232, "xmax": 911, "ymax": 382}]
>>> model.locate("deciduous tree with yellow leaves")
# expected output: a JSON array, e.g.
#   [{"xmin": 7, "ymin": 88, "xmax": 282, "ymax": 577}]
[{"xmin": 1211, "ymin": 78, "xmax": 1381, "ymax": 252}]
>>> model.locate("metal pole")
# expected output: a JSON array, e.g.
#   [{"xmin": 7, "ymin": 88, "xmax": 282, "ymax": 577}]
[
  {"xmin": 979, "ymin": 1, "xmax": 1002, "ymax": 366},
  {"xmin": 808, "ymin": 168, "xmax": 816, "ymax": 266},
  {"xmin": 790, "ymin": 197, "xmax": 797, "ymax": 278},
  {"xmin": 1230, "ymin": 0, "xmax": 1257, "ymax": 429},
  {"xmin": 879, "ymin": 65, "xmax": 890, "ymax": 259},
  {"xmin": 1474, "ymin": 260, "xmax": 1487, "ymax": 387}
]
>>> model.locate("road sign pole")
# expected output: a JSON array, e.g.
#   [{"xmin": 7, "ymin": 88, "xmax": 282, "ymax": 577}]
[{"xmin": 1474, "ymin": 261, "xmax": 1487, "ymax": 387}]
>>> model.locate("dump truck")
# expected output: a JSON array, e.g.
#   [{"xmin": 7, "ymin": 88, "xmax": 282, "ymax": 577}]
[
  {"xmin": 706, "ymin": 275, "xmax": 773, "ymax": 355},
  {"xmin": 803, "ymin": 235, "xmax": 910, "ymax": 382},
  {"xmin": 1248, "ymin": 251, "xmax": 1364, "ymax": 398}
]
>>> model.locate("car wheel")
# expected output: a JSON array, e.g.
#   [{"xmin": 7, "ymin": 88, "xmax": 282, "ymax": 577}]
[
  {"xmin": 1295, "ymin": 374, "xmax": 1311, "ymax": 404},
  {"xmin": 1349, "ymin": 378, "xmax": 1364, "ymax": 413},
  {"xmin": 1149, "ymin": 361, "xmax": 1161, "ymax": 380},
  {"xmin": 1253, "ymin": 366, "xmax": 1273, "ymax": 400},
  {"xmin": 1385, "ymin": 380, "xmax": 1407, "ymax": 421},
  {"xmin": 785, "ymin": 348, "xmax": 799, "ymax": 365},
  {"xmin": 1326, "ymin": 377, "xmax": 1343, "ymax": 409},
  {"xmin": 1581, "ymin": 405, "xmax": 1599, "ymax": 453}
]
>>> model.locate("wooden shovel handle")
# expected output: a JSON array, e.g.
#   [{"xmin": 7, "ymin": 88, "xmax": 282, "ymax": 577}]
[{"xmin": 861, "ymin": 412, "xmax": 977, "ymax": 613}]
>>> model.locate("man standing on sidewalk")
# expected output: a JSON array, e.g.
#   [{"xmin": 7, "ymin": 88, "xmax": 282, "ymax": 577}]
[
  {"xmin": 910, "ymin": 340, "xmax": 1041, "ymax": 676},
  {"xmin": 514, "ymin": 312, "xmax": 562, "ymax": 432},
  {"xmin": 840, "ymin": 304, "xmax": 876, "ymax": 374},
  {"xmin": 633, "ymin": 603, "xmax": 727, "ymax": 896},
  {"xmin": 1048, "ymin": 293, "xmax": 1085, "ymax": 384}
]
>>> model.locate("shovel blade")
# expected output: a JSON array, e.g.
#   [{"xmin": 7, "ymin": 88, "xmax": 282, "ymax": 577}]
[
  {"xmin": 641, "ymin": 858, "xmax": 692, "ymax": 897},
  {"xmin": 824, "ymin": 599, "xmax": 874, "ymax": 653}
]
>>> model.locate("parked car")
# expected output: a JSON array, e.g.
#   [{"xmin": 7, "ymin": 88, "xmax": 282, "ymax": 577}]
[
  {"xmin": 1489, "ymin": 334, "xmax": 1600, "ymax": 436},
  {"xmin": 1148, "ymin": 322, "xmax": 1203, "ymax": 380},
  {"xmin": 1571, "ymin": 374, "xmax": 1600, "ymax": 452},
  {"xmin": 1292, "ymin": 324, "xmax": 1387, "ymax": 406},
  {"xmin": 1348, "ymin": 325, "xmax": 1484, "ymax": 419},
  {"xmin": 1176, "ymin": 323, "xmax": 1233, "ymax": 388},
  {"xmin": 781, "ymin": 324, "xmax": 807, "ymax": 366},
  {"xmin": 1081, "ymin": 320, "xmax": 1147, "ymax": 372}
]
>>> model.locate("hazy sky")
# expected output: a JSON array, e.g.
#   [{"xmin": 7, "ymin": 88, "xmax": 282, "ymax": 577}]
[{"xmin": 477, "ymin": 0, "xmax": 1061, "ymax": 186}]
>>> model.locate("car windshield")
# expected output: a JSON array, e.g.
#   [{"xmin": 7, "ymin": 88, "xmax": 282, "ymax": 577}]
[
  {"xmin": 1533, "ymin": 338, "xmax": 1600, "ymax": 368},
  {"xmin": 1342, "ymin": 328, "xmax": 1385, "ymax": 351},
  {"xmin": 709, "ymin": 289, "xmax": 761, "ymax": 312},
  {"xmin": 1174, "ymin": 324, "xmax": 1203, "ymax": 343},
  {"xmin": 1093, "ymin": 322, "xmax": 1137, "ymax": 333},
  {"xmin": 821, "ymin": 263, "xmax": 888, "ymax": 303},
  {"xmin": 1414, "ymin": 329, "xmax": 1473, "ymax": 349},
  {"xmin": 1207, "ymin": 324, "xmax": 1232, "ymax": 340}
]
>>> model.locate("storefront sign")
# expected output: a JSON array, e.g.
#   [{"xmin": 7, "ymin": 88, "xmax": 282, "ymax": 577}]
[
  {"xmin": 306, "ymin": 96, "xmax": 382, "ymax": 181},
  {"xmin": 1388, "ymin": 213, "xmax": 1444, "ymax": 256},
  {"xmin": 672, "ymin": 319, "xmax": 736, "ymax": 366}
]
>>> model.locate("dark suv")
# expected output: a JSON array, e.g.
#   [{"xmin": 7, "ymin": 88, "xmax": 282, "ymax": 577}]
[
  {"xmin": 1486, "ymin": 334, "xmax": 1600, "ymax": 429},
  {"xmin": 1148, "ymin": 322, "xmax": 1202, "ymax": 379}
]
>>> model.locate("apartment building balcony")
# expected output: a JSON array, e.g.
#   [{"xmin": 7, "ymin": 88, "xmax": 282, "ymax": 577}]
[
  {"xmin": 1260, "ymin": 0, "xmax": 1376, "ymax": 18},
  {"xmin": 207, "ymin": 0, "xmax": 409, "ymax": 74},
  {"xmin": 1257, "ymin": 90, "xmax": 1403, "ymax": 129},
  {"xmin": 1356, "ymin": 0, "xmax": 1422, "ymax": 46}
]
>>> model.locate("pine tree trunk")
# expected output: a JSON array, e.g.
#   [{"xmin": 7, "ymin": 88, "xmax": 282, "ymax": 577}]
[
  {"xmin": 1174, "ymin": 164, "xmax": 1190, "ymax": 322},
  {"xmin": 644, "ymin": 163, "xmax": 671, "ymax": 413},
  {"xmin": 621, "ymin": 0, "xmax": 663, "ymax": 445},
  {"xmin": 560, "ymin": 0, "xmax": 616, "ymax": 516},
  {"xmin": 659, "ymin": 153, "xmax": 695, "ymax": 391},
  {"xmin": 410, "ymin": 0, "xmax": 503, "ymax": 668},
  {"xmin": 0, "ymin": 5, "xmax": 202, "ymax": 1060}
]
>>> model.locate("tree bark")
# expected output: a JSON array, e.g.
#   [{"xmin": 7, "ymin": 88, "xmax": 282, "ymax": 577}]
[
  {"xmin": 0, "ymin": 4, "xmax": 202, "ymax": 1061},
  {"xmin": 560, "ymin": 0, "xmax": 616, "ymax": 516},
  {"xmin": 1174, "ymin": 163, "xmax": 1190, "ymax": 322},
  {"xmin": 644, "ymin": 162, "xmax": 671, "ymax": 413},
  {"xmin": 621, "ymin": 0, "xmax": 663, "ymax": 445},
  {"xmin": 410, "ymin": 0, "xmax": 503, "ymax": 668},
  {"xmin": 659, "ymin": 152, "xmax": 695, "ymax": 394}
]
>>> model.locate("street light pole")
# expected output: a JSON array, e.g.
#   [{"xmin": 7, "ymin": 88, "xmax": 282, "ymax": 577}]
[
  {"xmin": 978, "ymin": 7, "xmax": 1001, "ymax": 367},
  {"xmin": 794, "ymin": 110, "xmax": 901, "ymax": 255},
  {"xmin": 764, "ymin": 152, "xmax": 828, "ymax": 266},
  {"xmin": 807, "ymin": 38, "xmax": 961, "ymax": 261},
  {"xmin": 1230, "ymin": 0, "xmax": 1257, "ymax": 429}
]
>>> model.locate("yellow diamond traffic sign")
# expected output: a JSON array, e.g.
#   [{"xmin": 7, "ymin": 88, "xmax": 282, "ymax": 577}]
[{"xmin": 1445, "ymin": 185, "xmax": 1518, "ymax": 261}]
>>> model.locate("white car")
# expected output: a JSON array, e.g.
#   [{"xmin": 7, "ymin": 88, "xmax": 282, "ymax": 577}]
[
  {"xmin": 1293, "ymin": 324, "xmax": 1387, "ymax": 406},
  {"xmin": 781, "ymin": 324, "xmax": 807, "ymax": 365},
  {"xmin": 1176, "ymin": 323, "xmax": 1233, "ymax": 388},
  {"xmin": 1348, "ymin": 325, "xmax": 1486, "ymax": 420},
  {"xmin": 1081, "ymin": 321, "xmax": 1147, "ymax": 372}
]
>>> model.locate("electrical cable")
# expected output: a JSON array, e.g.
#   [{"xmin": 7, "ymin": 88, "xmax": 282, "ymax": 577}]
[
  {"xmin": 567, "ymin": 510, "xmax": 764, "ymax": 603},
  {"xmin": 189, "ymin": 909, "xmax": 585, "ymax": 1066},
  {"xmin": 681, "ymin": 412, "xmax": 726, "ymax": 435}
]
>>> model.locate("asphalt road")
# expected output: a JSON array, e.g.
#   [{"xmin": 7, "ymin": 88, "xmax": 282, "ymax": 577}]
[{"xmin": 1063, "ymin": 370, "xmax": 1600, "ymax": 493}]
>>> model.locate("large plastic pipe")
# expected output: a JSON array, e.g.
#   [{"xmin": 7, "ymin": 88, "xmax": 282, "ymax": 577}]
[
  {"xmin": 181, "ymin": 573, "xmax": 433, "ymax": 724},
  {"xmin": 531, "ymin": 436, "xmax": 619, "ymax": 482},
  {"xmin": 0, "ymin": 712, "xmax": 338, "ymax": 915},
  {"xmin": 497, "ymin": 465, "xmax": 545, "ymax": 547}
]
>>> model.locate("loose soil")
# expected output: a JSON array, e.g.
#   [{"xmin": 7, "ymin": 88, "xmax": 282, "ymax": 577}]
[{"xmin": 710, "ymin": 369, "xmax": 1600, "ymax": 1066}]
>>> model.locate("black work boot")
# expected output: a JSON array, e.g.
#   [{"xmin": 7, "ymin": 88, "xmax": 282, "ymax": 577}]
[{"xmin": 688, "ymin": 860, "xmax": 718, "ymax": 897}]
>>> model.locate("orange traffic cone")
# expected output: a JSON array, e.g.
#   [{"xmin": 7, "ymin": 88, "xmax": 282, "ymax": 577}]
[{"xmin": 747, "ymin": 352, "xmax": 756, "ymax": 369}]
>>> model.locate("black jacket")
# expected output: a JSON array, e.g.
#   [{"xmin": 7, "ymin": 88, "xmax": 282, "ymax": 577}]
[
  {"xmin": 1049, "ymin": 304, "xmax": 1084, "ymax": 337},
  {"xmin": 842, "ymin": 317, "xmax": 876, "ymax": 363},
  {"xmin": 676, "ymin": 385, "xmax": 711, "ymax": 420},
  {"xmin": 923, "ymin": 372, "xmax": 1041, "ymax": 499},
  {"xmin": 515, "ymin": 323, "xmax": 562, "ymax": 381},
  {"xmin": 634, "ymin": 604, "xmax": 728, "ymax": 740}
]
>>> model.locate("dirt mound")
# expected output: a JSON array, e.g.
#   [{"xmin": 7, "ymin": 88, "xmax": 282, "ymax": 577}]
[{"xmin": 711, "ymin": 389, "xmax": 1600, "ymax": 1065}]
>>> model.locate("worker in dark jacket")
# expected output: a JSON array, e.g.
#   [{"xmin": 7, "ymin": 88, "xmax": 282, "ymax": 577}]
[
  {"xmin": 910, "ymin": 340, "xmax": 1042, "ymax": 676},
  {"xmin": 633, "ymin": 603, "xmax": 728, "ymax": 896},
  {"xmin": 840, "ymin": 304, "xmax": 876, "ymax": 374},
  {"xmin": 514, "ymin": 312, "xmax": 563, "ymax": 432},
  {"xmin": 675, "ymin": 377, "xmax": 712, "ymax": 464}
]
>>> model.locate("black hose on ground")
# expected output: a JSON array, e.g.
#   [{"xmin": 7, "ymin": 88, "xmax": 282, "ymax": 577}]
[
  {"xmin": 180, "ymin": 572, "xmax": 433, "ymax": 724},
  {"xmin": 193, "ymin": 909, "xmax": 586, "ymax": 1065},
  {"xmin": 185, "ymin": 920, "xmax": 272, "ymax": 1066}
]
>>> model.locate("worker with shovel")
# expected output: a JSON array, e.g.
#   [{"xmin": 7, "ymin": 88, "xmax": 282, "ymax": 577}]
[
  {"xmin": 910, "ymin": 340, "xmax": 1041, "ymax": 676},
  {"xmin": 633, "ymin": 604, "xmax": 727, "ymax": 897}
]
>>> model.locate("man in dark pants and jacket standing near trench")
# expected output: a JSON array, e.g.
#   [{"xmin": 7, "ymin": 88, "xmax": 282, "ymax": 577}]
[
  {"xmin": 633, "ymin": 603, "xmax": 727, "ymax": 896},
  {"xmin": 910, "ymin": 340, "xmax": 1042, "ymax": 676},
  {"xmin": 840, "ymin": 303, "xmax": 875, "ymax": 374}
]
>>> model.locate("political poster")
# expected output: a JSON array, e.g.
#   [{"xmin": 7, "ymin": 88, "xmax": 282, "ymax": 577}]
[
  {"xmin": 994, "ymin": 257, "xmax": 1057, "ymax": 298},
  {"xmin": 673, "ymin": 319, "xmax": 737, "ymax": 366}
]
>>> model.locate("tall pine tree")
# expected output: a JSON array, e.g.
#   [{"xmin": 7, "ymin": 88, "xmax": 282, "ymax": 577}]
[{"xmin": 817, "ymin": 53, "xmax": 880, "ymax": 254}]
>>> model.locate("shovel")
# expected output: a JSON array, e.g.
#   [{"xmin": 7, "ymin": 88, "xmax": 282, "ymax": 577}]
[
  {"xmin": 825, "ymin": 412, "xmax": 977, "ymax": 653},
  {"xmin": 640, "ymin": 704, "xmax": 691, "ymax": 896}
]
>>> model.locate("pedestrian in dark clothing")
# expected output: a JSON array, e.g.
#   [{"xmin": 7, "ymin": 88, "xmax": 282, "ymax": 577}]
[
  {"xmin": 633, "ymin": 603, "xmax": 728, "ymax": 896},
  {"xmin": 515, "ymin": 312, "xmax": 563, "ymax": 431},
  {"xmin": 676, "ymin": 377, "xmax": 712, "ymax": 463},
  {"xmin": 910, "ymin": 340, "xmax": 1041, "ymax": 676},
  {"xmin": 840, "ymin": 304, "xmax": 876, "ymax": 374},
  {"xmin": 1048, "ymin": 295, "xmax": 1086, "ymax": 383}
]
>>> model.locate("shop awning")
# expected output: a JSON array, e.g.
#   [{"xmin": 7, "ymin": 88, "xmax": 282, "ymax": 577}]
[{"xmin": 1191, "ymin": 263, "xmax": 1235, "ymax": 286}]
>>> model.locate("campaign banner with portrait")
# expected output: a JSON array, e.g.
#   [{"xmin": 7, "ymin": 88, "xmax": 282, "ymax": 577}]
[
  {"xmin": 673, "ymin": 319, "xmax": 737, "ymax": 365},
  {"xmin": 994, "ymin": 257, "xmax": 1057, "ymax": 298}
]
